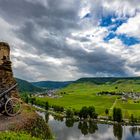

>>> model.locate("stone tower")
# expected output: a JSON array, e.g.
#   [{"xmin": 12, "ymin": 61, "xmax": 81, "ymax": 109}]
[
  {"xmin": 0, "ymin": 42, "xmax": 10, "ymax": 65},
  {"xmin": 0, "ymin": 42, "xmax": 19, "ymax": 97}
]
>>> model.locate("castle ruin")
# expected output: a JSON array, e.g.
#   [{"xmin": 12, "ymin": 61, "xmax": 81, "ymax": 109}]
[{"xmin": 0, "ymin": 42, "xmax": 19, "ymax": 97}]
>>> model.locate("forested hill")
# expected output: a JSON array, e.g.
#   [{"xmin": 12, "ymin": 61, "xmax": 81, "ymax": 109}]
[
  {"xmin": 32, "ymin": 81, "xmax": 73, "ymax": 89},
  {"xmin": 15, "ymin": 78, "xmax": 44, "ymax": 93},
  {"xmin": 75, "ymin": 77, "xmax": 140, "ymax": 84},
  {"xmin": 15, "ymin": 77, "xmax": 140, "ymax": 93}
]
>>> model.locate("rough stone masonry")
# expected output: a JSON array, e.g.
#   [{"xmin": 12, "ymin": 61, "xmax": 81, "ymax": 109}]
[{"xmin": 0, "ymin": 42, "xmax": 19, "ymax": 97}]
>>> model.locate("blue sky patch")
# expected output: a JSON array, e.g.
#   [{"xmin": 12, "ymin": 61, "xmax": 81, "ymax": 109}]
[
  {"xmin": 104, "ymin": 32, "xmax": 117, "ymax": 42},
  {"xmin": 100, "ymin": 15, "xmax": 114, "ymax": 27},
  {"xmin": 117, "ymin": 34, "xmax": 140, "ymax": 46},
  {"xmin": 101, "ymin": 15, "xmax": 139, "ymax": 46},
  {"xmin": 100, "ymin": 14, "xmax": 127, "ymax": 31},
  {"xmin": 104, "ymin": 32, "xmax": 140, "ymax": 46}
]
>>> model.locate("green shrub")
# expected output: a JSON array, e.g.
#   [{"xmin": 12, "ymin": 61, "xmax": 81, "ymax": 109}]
[
  {"xmin": 66, "ymin": 109, "xmax": 74, "ymax": 118},
  {"xmin": 0, "ymin": 131, "xmax": 40, "ymax": 140}
]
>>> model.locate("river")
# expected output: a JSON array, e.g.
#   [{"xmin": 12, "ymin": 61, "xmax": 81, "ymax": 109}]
[{"xmin": 37, "ymin": 111, "xmax": 140, "ymax": 140}]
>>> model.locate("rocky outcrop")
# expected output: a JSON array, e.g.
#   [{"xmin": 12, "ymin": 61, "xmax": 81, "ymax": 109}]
[
  {"xmin": 0, "ymin": 43, "xmax": 53, "ymax": 139},
  {"xmin": 0, "ymin": 42, "xmax": 19, "ymax": 97},
  {"xmin": 0, "ymin": 105, "xmax": 53, "ymax": 139}
]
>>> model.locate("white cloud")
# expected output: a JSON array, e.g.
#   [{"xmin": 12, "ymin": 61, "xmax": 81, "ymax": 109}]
[
  {"xmin": 81, "ymin": 0, "xmax": 140, "ymax": 22},
  {"xmin": 102, "ymin": 0, "xmax": 140, "ymax": 17},
  {"xmin": 117, "ymin": 13, "xmax": 140, "ymax": 38}
]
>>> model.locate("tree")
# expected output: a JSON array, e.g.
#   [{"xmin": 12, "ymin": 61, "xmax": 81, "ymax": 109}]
[
  {"xmin": 116, "ymin": 108, "xmax": 122, "ymax": 122},
  {"xmin": 113, "ymin": 108, "xmax": 117, "ymax": 121},
  {"xmin": 130, "ymin": 114, "xmax": 137, "ymax": 124},
  {"xmin": 21, "ymin": 93, "xmax": 29, "ymax": 103},
  {"xmin": 105, "ymin": 109, "xmax": 109, "ymax": 116},
  {"xmin": 79, "ymin": 106, "xmax": 97, "ymax": 119},
  {"xmin": 45, "ymin": 101, "xmax": 49, "ymax": 110},
  {"xmin": 30, "ymin": 97, "xmax": 36, "ymax": 105},
  {"xmin": 113, "ymin": 108, "xmax": 122, "ymax": 122},
  {"xmin": 53, "ymin": 105, "xmax": 64, "ymax": 112},
  {"xmin": 88, "ymin": 106, "xmax": 95, "ymax": 118},
  {"xmin": 79, "ymin": 106, "xmax": 88, "ymax": 119},
  {"xmin": 130, "ymin": 114, "xmax": 134, "ymax": 123},
  {"xmin": 66, "ymin": 109, "xmax": 74, "ymax": 118},
  {"xmin": 25, "ymin": 95, "xmax": 29, "ymax": 103}
]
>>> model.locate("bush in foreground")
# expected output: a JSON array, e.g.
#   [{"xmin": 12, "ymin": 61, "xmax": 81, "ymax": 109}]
[{"xmin": 0, "ymin": 131, "xmax": 40, "ymax": 140}]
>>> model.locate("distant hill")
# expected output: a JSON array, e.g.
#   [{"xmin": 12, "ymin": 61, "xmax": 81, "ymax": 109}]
[
  {"xmin": 15, "ymin": 77, "xmax": 140, "ymax": 93},
  {"xmin": 32, "ymin": 81, "xmax": 73, "ymax": 89},
  {"xmin": 75, "ymin": 77, "xmax": 140, "ymax": 84},
  {"xmin": 15, "ymin": 78, "xmax": 44, "ymax": 93}
]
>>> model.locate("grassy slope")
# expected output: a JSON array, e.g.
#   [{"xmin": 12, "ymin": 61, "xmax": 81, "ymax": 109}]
[
  {"xmin": 76, "ymin": 77, "xmax": 140, "ymax": 84},
  {"xmin": 115, "ymin": 100, "xmax": 140, "ymax": 118},
  {"xmin": 36, "ymin": 83, "xmax": 117, "ymax": 115},
  {"xmin": 35, "ymin": 80, "xmax": 140, "ymax": 119}
]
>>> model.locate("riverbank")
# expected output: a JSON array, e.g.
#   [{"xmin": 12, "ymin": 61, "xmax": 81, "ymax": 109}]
[
  {"xmin": 33, "ymin": 104, "xmax": 140, "ymax": 126},
  {"xmin": 37, "ymin": 110, "xmax": 140, "ymax": 140}
]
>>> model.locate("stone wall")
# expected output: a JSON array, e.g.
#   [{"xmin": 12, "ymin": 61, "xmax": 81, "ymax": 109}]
[{"xmin": 0, "ymin": 42, "xmax": 19, "ymax": 97}]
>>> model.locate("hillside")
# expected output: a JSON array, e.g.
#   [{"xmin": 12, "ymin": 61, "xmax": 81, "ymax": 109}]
[
  {"xmin": 16, "ymin": 78, "xmax": 44, "ymax": 93},
  {"xmin": 32, "ymin": 81, "xmax": 73, "ymax": 89},
  {"xmin": 16, "ymin": 77, "xmax": 140, "ymax": 93},
  {"xmin": 76, "ymin": 77, "xmax": 140, "ymax": 84}
]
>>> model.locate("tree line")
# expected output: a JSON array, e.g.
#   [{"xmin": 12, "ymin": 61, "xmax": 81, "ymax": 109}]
[{"xmin": 21, "ymin": 93, "xmax": 134, "ymax": 123}]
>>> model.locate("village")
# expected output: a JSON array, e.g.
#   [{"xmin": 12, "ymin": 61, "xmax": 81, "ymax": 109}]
[
  {"xmin": 34, "ymin": 89, "xmax": 61, "ymax": 98},
  {"xmin": 121, "ymin": 92, "xmax": 140, "ymax": 102},
  {"xmin": 97, "ymin": 90, "xmax": 140, "ymax": 103}
]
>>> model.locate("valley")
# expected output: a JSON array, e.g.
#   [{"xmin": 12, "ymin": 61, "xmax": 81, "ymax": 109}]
[{"xmin": 32, "ymin": 77, "xmax": 140, "ymax": 119}]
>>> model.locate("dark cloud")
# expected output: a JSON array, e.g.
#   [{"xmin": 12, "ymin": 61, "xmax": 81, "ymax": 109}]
[
  {"xmin": 0, "ymin": 0, "xmax": 47, "ymax": 25},
  {"xmin": 75, "ymin": 48, "xmax": 128, "ymax": 76},
  {"xmin": 0, "ymin": 0, "xmax": 81, "ymax": 30},
  {"xmin": 128, "ymin": 61, "xmax": 140, "ymax": 72},
  {"xmin": 0, "ymin": 0, "xmax": 139, "ymax": 81}
]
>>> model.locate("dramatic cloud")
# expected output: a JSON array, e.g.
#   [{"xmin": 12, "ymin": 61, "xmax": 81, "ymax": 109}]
[
  {"xmin": 117, "ymin": 14, "xmax": 140, "ymax": 38},
  {"xmin": 0, "ymin": 0, "xmax": 140, "ymax": 81}
]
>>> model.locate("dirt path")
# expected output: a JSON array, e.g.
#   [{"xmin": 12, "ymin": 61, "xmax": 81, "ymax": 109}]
[
  {"xmin": 110, "ymin": 98, "xmax": 117, "ymax": 110},
  {"xmin": 0, "ymin": 104, "xmax": 37, "ymax": 131},
  {"xmin": 0, "ymin": 113, "xmax": 23, "ymax": 131}
]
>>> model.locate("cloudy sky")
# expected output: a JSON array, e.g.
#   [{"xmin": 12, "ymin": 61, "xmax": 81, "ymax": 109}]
[{"xmin": 0, "ymin": 0, "xmax": 140, "ymax": 81}]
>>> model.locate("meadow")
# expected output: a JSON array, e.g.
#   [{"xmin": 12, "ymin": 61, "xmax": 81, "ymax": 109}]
[{"xmin": 35, "ymin": 81, "xmax": 140, "ymax": 119}]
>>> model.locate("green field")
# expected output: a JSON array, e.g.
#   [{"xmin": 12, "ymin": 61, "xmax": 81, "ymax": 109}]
[
  {"xmin": 35, "ymin": 81, "xmax": 140, "ymax": 119},
  {"xmin": 115, "ymin": 100, "xmax": 140, "ymax": 118}
]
